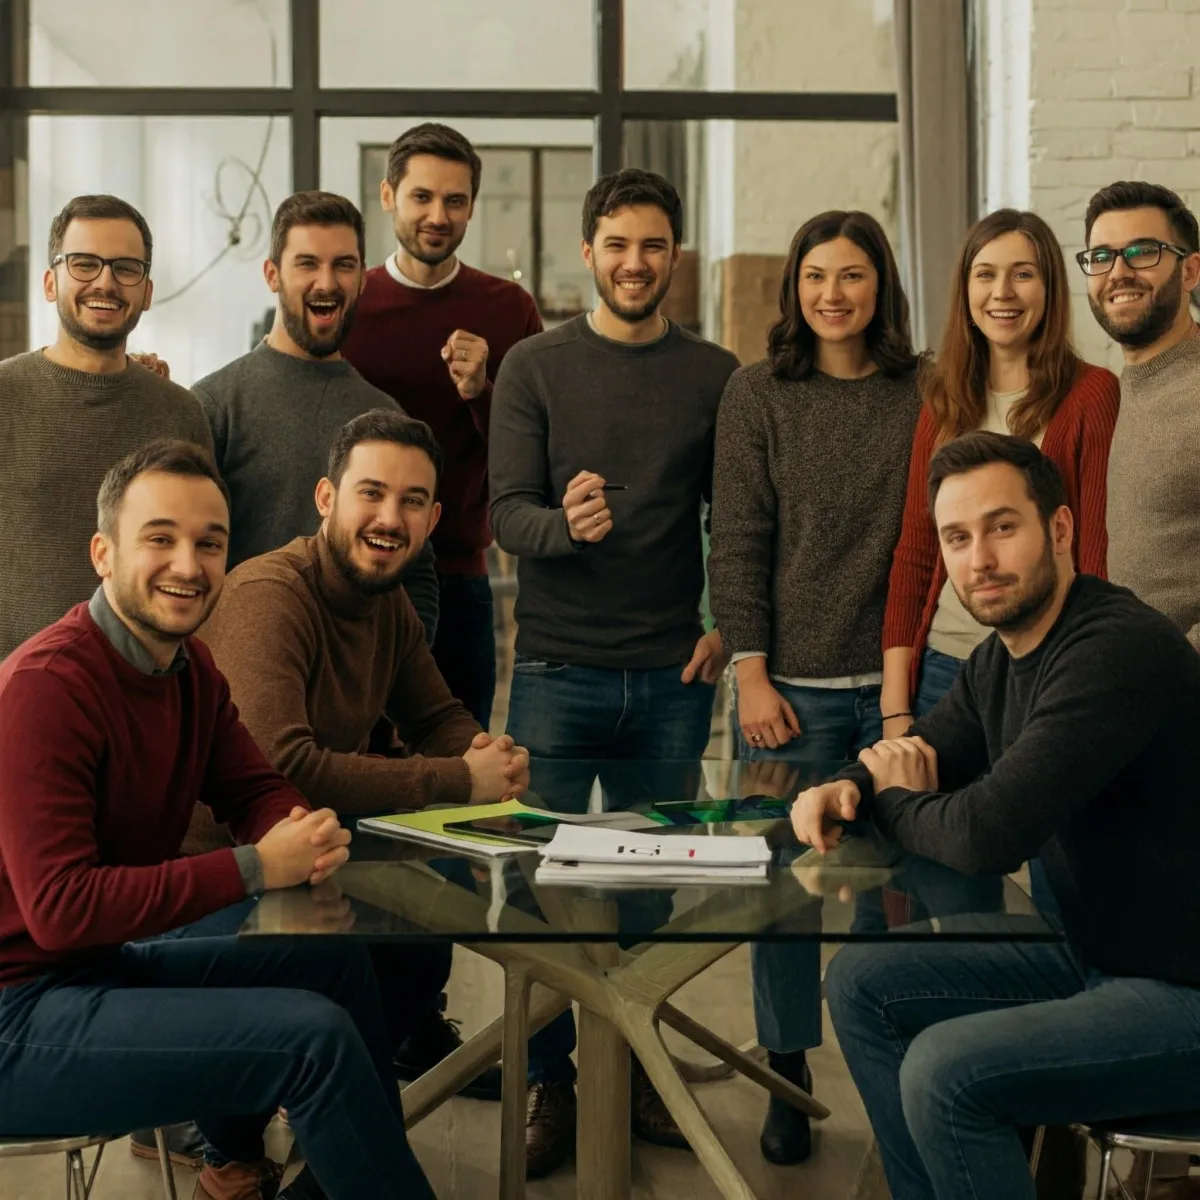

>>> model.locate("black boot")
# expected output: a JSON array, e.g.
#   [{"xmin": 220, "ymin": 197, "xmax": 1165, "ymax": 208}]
[
  {"xmin": 394, "ymin": 1010, "xmax": 503, "ymax": 1101},
  {"xmin": 759, "ymin": 1050, "xmax": 813, "ymax": 1166}
]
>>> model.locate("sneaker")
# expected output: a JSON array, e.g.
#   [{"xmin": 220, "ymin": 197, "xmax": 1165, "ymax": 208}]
[
  {"xmin": 394, "ymin": 1010, "xmax": 502, "ymax": 1101},
  {"xmin": 758, "ymin": 1051, "xmax": 813, "ymax": 1165},
  {"xmin": 631, "ymin": 1058, "xmax": 690, "ymax": 1151},
  {"xmin": 525, "ymin": 1080, "xmax": 577, "ymax": 1179},
  {"xmin": 131, "ymin": 1123, "xmax": 205, "ymax": 1169},
  {"xmin": 194, "ymin": 1158, "xmax": 285, "ymax": 1200}
]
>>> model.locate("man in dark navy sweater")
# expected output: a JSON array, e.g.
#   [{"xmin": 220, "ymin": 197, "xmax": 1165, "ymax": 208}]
[
  {"xmin": 0, "ymin": 439, "xmax": 434, "ymax": 1200},
  {"xmin": 793, "ymin": 432, "xmax": 1200, "ymax": 1200}
]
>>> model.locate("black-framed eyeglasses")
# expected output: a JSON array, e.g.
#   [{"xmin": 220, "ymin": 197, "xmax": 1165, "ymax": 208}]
[
  {"xmin": 50, "ymin": 253, "xmax": 150, "ymax": 287},
  {"xmin": 1075, "ymin": 240, "xmax": 1190, "ymax": 276}
]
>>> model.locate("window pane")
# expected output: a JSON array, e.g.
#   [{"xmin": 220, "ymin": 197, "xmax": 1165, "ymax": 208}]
[
  {"xmin": 27, "ymin": 116, "xmax": 291, "ymax": 382},
  {"xmin": 30, "ymin": 0, "xmax": 290, "ymax": 87},
  {"xmin": 319, "ymin": 0, "xmax": 594, "ymax": 88},
  {"xmin": 625, "ymin": 0, "xmax": 896, "ymax": 92},
  {"xmin": 623, "ymin": 120, "xmax": 900, "ymax": 360},
  {"xmin": 323, "ymin": 116, "xmax": 594, "ymax": 324}
]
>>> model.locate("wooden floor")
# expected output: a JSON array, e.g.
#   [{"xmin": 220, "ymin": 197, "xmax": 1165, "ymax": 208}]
[{"xmin": 0, "ymin": 945, "xmax": 876, "ymax": 1199}]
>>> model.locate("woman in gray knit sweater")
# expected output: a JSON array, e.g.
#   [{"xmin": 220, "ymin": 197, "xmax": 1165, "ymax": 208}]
[{"xmin": 708, "ymin": 210, "xmax": 921, "ymax": 1166}]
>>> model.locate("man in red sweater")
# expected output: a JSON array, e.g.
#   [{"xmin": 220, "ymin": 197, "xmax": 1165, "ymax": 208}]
[
  {"xmin": 0, "ymin": 438, "xmax": 434, "ymax": 1200},
  {"xmin": 342, "ymin": 122, "xmax": 543, "ymax": 732}
]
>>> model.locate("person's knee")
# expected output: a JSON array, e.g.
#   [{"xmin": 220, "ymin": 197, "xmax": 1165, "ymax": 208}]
[
  {"xmin": 824, "ymin": 942, "xmax": 881, "ymax": 1032},
  {"xmin": 899, "ymin": 1023, "xmax": 964, "ymax": 1142}
]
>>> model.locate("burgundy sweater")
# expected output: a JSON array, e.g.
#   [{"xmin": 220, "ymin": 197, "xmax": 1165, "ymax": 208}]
[
  {"xmin": 0, "ymin": 604, "xmax": 305, "ymax": 988},
  {"xmin": 342, "ymin": 263, "xmax": 543, "ymax": 576}
]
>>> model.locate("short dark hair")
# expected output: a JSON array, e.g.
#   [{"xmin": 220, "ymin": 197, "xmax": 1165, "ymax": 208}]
[
  {"xmin": 927, "ymin": 430, "xmax": 1067, "ymax": 525},
  {"xmin": 385, "ymin": 123, "xmax": 482, "ymax": 199},
  {"xmin": 327, "ymin": 409, "xmax": 444, "ymax": 492},
  {"xmin": 97, "ymin": 439, "xmax": 230, "ymax": 537},
  {"xmin": 48, "ymin": 194, "xmax": 153, "ymax": 266},
  {"xmin": 1084, "ymin": 181, "xmax": 1199, "ymax": 253},
  {"xmin": 769, "ymin": 210, "xmax": 919, "ymax": 381},
  {"xmin": 269, "ymin": 190, "xmax": 366, "ymax": 265},
  {"xmin": 582, "ymin": 168, "xmax": 683, "ymax": 245}
]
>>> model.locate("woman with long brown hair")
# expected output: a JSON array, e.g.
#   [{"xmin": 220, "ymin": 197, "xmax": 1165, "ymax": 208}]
[
  {"xmin": 880, "ymin": 209, "xmax": 1119, "ymax": 740},
  {"xmin": 709, "ymin": 209, "xmax": 921, "ymax": 1167}
]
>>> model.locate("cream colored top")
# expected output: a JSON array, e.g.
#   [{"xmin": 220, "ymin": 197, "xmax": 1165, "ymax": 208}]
[{"xmin": 927, "ymin": 389, "xmax": 1041, "ymax": 660}]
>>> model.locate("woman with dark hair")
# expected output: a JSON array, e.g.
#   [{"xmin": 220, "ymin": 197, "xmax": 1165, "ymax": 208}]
[
  {"xmin": 880, "ymin": 209, "xmax": 1119, "ymax": 739},
  {"xmin": 708, "ymin": 210, "xmax": 921, "ymax": 1166}
]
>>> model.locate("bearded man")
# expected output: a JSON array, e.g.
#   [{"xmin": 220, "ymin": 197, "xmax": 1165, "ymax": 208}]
[{"xmin": 0, "ymin": 193, "xmax": 213, "ymax": 660}]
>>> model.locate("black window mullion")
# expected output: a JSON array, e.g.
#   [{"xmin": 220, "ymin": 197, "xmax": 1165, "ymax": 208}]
[{"xmin": 290, "ymin": 0, "xmax": 319, "ymax": 191}]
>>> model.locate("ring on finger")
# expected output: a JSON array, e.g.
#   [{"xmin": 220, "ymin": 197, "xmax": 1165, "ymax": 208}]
[
  {"xmin": 750, "ymin": 733, "xmax": 763, "ymax": 743},
  {"xmin": 594, "ymin": 512, "xmax": 602, "ymax": 525}
]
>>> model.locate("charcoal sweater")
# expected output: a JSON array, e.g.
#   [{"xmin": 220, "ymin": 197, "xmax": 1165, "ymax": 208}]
[
  {"xmin": 846, "ymin": 575, "xmax": 1200, "ymax": 987},
  {"xmin": 709, "ymin": 360, "xmax": 921, "ymax": 676},
  {"xmin": 489, "ymin": 316, "xmax": 739, "ymax": 668}
]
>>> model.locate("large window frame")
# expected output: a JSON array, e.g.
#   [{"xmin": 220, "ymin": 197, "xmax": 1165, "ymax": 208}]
[{"xmin": 1, "ymin": 0, "xmax": 896, "ymax": 186}]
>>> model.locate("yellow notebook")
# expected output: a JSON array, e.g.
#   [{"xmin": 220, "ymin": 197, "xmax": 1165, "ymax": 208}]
[{"xmin": 357, "ymin": 800, "xmax": 547, "ymax": 858}]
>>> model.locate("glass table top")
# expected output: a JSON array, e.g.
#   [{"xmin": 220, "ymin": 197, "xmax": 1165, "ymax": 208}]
[{"xmin": 240, "ymin": 758, "xmax": 1057, "ymax": 945}]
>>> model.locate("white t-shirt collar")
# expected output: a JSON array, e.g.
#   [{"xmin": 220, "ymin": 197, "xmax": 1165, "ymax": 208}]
[{"xmin": 385, "ymin": 253, "xmax": 461, "ymax": 290}]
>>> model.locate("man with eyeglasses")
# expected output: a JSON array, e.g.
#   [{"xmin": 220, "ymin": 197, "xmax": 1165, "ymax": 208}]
[
  {"xmin": 0, "ymin": 193, "xmax": 212, "ymax": 661},
  {"xmin": 1079, "ymin": 182, "xmax": 1200, "ymax": 1198}
]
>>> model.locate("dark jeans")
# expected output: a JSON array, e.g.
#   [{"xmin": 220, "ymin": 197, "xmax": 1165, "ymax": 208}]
[
  {"xmin": 734, "ymin": 680, "xmax": 883, "ymax": 1055},
  {"xmin": 432, "ymin": 574, "xmax": 496, "ymax": 730},
  {"xmin": 507, "ymin": 656, "xmax": 716, "ymax": 1084},
  {"xmin": 0, "ymin": 932, "xmax": 434, "ymax": 1200},
  {"xmin": 826, "ymin": 935, "xmax": 1200, "ymax": 1200}
]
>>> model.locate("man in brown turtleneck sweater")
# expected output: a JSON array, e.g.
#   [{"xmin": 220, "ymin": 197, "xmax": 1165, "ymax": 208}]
[{"xmin": 196, "ymin": 408, "xmax": 530, "ymax": 1100}]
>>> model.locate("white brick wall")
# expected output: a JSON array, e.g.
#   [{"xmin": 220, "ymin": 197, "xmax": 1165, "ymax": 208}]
[{"xmin": 1020, "ymin": 0, "xmax": 1200, "ymax": 366}]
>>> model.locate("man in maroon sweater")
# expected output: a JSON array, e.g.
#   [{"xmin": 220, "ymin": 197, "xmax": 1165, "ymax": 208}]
[
  {"xmin": 342, "ymin": 122, "xmax": 543, "ymax": 731},
  {"xmin": 0, "ymin": 439, "xmax": 434, "ymax": 1200}
]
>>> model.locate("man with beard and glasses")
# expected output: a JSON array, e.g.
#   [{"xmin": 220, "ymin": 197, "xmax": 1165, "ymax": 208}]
[
  {"xmin": 488, "ymin": 168, "xmax": 739, "ymax": 1179},
  {"xmin": 0, "ymin": 194, "xmax": 212, "ymax": 661},
  {"xmin": 190, "ymin": 190, "xmax": 438, "ymax": 639},
  {"xmin": 195, "ymin": 408, "xmax": 530, "ymax": 1098},
  {"xmin": 1080, "ymin": 182, "xmax": 1200, "ymax": 652},
  {"xmin": 342, "ymin": 123, "xmax": 543, "ymax": 732},
  {"xmin": 788, "ymin": 431, "xmax": 1200, "ymax": 1200},
  {"xmin": 0, "ymin": 438, "xmax": 438, "ymax": 1200}
]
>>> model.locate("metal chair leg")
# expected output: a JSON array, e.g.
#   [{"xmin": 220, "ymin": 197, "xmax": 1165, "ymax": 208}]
[
  {"xmin": 154, "ymin": 1128, "xmax": 180, "ymax": 1200},
  {"xmin": 1095, "ymin": 1144, "xmax": 1115, "ymax": 1200},
  {"xmin": 67, "ymin": 1148, "xmax": 88, "ymax": 1199},
  {"xmin": 1029, "ymin": 1125, "xmax": 1046, "ymax": 1177},
  {"xmin": 1142, "ymin": 1151, "xmax": 1156, "ymax": 1200}
]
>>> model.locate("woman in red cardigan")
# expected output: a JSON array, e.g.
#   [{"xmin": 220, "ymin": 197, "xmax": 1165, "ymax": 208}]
[{"xmin": 880, "ymin": 209, "xmax": 1119, "ymax": 739}]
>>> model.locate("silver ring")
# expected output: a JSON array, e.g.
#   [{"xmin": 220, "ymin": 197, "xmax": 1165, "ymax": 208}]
[
  {"xmin": 460, "ymin": 350, "xmax": 468, "ymax": 361},
  {"xmin": 750, "ymin": 733, "xmax": 763, "ymax": 744},
  {"xmin": 594, "ymin": 513, "xmax": 602, "ymax": 525}
]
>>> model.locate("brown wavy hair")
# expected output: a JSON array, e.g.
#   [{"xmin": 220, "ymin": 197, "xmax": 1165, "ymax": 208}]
[
  {"xmin": 922, "ymin": 209, "xmax": 1081, "ymax": 443},
  {"xmin": 768, "ymin": 210, "xmax": 919, "ymax": 381}
]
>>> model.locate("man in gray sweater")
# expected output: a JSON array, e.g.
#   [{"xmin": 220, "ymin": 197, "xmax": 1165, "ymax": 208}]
[
  {"xmin": 192, "ymin": 191, "xmax": 439, "ymax": 640},
  {"xmin": 1083, "ymin": 181, "xmax": 1200, "ymax": 647},
  {"xmin": 489, "ymin": 168, "xmax": 739, "ymax": 1178}
]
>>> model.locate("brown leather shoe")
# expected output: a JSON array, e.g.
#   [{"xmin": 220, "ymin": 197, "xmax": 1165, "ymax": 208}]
[
  {"xmin": 525, "ymin": 1080, "xmax": 576, "ymax": 1179},
  {"xmin": 630, "ymin": 1059, "xmax": 690, "ymax": 1151},
  {"xmin": 193, "ymin": 1159, "xmax": 285, "ymax": 1200}
]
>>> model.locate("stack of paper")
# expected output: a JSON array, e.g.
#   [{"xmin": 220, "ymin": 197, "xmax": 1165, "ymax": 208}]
[{"xmin": 535, "ymin": 825, "xmax": 772, "ymax": 887}]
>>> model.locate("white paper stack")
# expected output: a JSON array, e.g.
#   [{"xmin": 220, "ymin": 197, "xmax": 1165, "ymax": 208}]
[{"xmin": 535, "ymin": 825, "xmax": 772, "ymax": 887}]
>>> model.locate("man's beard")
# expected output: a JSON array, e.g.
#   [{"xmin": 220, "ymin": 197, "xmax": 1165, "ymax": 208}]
[
  {"xmin": 1088, "ymin": 264, "xmax": 1183, "ymax": 348},
  {"xmin": 279, "ymin": 286, "xmax": 357, "ymax": 359},
  {"xmin": 109, "ymin": 569, "xmax": 213, "ymax": 642},
  {"xmin": 327, "ymin": 516, "xmax": 410, "ymax": 597},
  {"xmin": 594, "ymin": 270, "xmax": 672, "ymax": 325},
  {"xmin": 960, "ymin": 535, "xmax": 1057, "ymax": 632},
  {"xmin": 395, "ymin": 217, "xmax": 465, "ymax": 268},
  {"xmin": 58, "ymin": 293, "xmax": 143, "ymax": 351}
]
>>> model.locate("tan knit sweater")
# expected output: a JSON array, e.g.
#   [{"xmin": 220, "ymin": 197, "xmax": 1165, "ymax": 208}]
[
  {"xmin": 1107, "ymin": 329, "xmax": 1200, "ymax": 651},
  {"xmin": 197, "ymin": 532, "xmax": 481, "ymax": 821},
  {"xmin": 0, "ymin": 350, "xmax": 213, "ymax": 659}
]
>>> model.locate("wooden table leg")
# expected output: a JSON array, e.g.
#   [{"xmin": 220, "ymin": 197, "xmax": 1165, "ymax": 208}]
[{"xmin": 500, "ymin": 963, "xmax": 533, "ymax": 1200}]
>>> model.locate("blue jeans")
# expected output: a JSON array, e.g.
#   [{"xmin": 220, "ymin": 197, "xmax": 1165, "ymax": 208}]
[
  {"xmin": 507, "ymin": 657, "xmax": 716, "ymax": 1084},
  {"xmin": 433, "ymin": 573, "xmax": 497, "ymax": 729},
  {"xmin": 0, "ymin": 931, "xmax": 433, "ymax": 1199},
  {"xmin": 826, "ymin": 936, "xmax": 1200, "ymax": 1200},
  {"xmin": 736, "ymin": 681, "xmax": 883, "ymax": 1055}
]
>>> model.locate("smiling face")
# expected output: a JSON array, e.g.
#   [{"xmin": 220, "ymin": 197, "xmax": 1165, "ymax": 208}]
[
  {"xmin": 583, "ymin": 204, "xmax": 679, "ymax": 324},
  {"xmin": 316, "ymin": 440, "xmax": 441, "ymax": 597},
  {"xmin": 44, "ymin": 217, "xmax": 153, "ymax": 352},
  {"xmin": 797, "ymin": 236, "xmax": 878, "ymax": 347},
  {"xmin": 91, "ymin": 471, "xmax": 229, "ymax": 652},
  {"xmin": 1085, "ymin": 206, "xmax": 1197, "ymax": 349},
  {"xmin": 265, "ymin": 222, "xmax": 364, "ymax": 359},
  {"xmin": 934, "ymin": 461, "xmax": 1071, "ymax": 633},
  {"xmin": 967, "ymin": 231, "xmax": 1047, "ymax": 356},
  {"xmin": 381, "ymin": 154, "xmax": 474, "ymax": 268}
]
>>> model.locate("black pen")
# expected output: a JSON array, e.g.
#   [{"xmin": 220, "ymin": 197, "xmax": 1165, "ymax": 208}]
[{"xmin": 601, "ymin": 484, "xmax": 628, "ymax": 491}]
